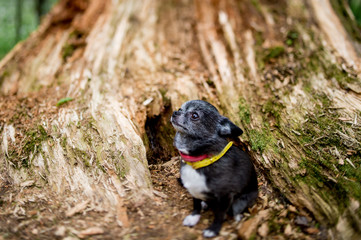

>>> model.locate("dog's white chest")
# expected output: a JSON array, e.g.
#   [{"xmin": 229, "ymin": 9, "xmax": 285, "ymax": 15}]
[{"xmin": 180, "ymin": 164, "xmax": 209, "ymax": 200}]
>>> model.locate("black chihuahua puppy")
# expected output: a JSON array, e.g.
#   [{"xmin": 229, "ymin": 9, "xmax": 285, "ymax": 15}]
[{"xmin": 170, "ymin": 100, "xmax": 258, "ymax": 238}]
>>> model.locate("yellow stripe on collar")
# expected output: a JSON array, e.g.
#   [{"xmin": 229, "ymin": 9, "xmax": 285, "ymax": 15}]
[{"xmin": 185, "ymin": 141, "xmax": 233, "ymax": 169}]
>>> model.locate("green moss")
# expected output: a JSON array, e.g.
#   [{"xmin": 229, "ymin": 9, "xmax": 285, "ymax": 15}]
[
  {"xmin": 72, "ymin": 148, "xmax": 91, "ymax": 167},
  {"xmin": 62, "ymin": 30, "xmax": 84, "ymax": 61},
  {"xmin": 206, "ymin": 78, "xmax": 215, "ymax": 88},
  {"xmin": 0, "ymin": 69, "xmax": 10, "ymax": 87},
  {"xmin": 239, "ymin": 98, "xmax": 251, "ymax": 124},
  {"xmin": 293, "ymin": 100, "xmax": 361, "ymax": 206},
  {"xmin": 96, "ymin": 147, "xmax": 106, "ymax": 173},
  {"xmin": 302, "ymin": 80, "xmax": 313, "ymax": 93},
  {"xmin": 254, "ymin": 31, "xmax": 265, "ymax": 70},
  {"xmin": 249, "ymin": 128, "xmax": 270, "ymax": 152},
  {"xmin": 262, "ymin": 98, "xmax": 284, "ymax": 126},
  {"xmin": 62, "ymin": 43, "xmax": 75, "ymax": 61},
  {"xmin": 264, "ymin": 46, "xmax": 285, "ymax": 62},
  {"xmin": 7, "ymin": 125, "xmax": 50, "ymax": 168},
  {"xmin": 286, "ymin": 30, "xmax": 299, "ymax": 46},
  {"xmin": 274, "ymin": 43, "xmax": 361, "ymax": 206},
  {"xmin": 298, "ymin": 158, "xmax": 330, "ymax": 186},
  {"xmin": 249, "ymin": 233, "xmax": 257, "ymax": 240},
  {"xmin": 119, "ymin": 169, "xmax": 127, "ymax": 178},
  {"xmin": 250, "ymin": 0, "xmax": 262, "ymax": 12},
  {"xmin": 295, "ymin": 45, "xmax": 360, "ymax": 92},
  {"xmin": 115, "ymin": 155, "xmax": 129, "ymax": 178},
  {"xmin": 238, "ymin": 97, "xmax": 280, "ymax": 154},
  {"xmin": 268, "ymin": 217, "xmax": 282, "ymax": 233},
  {"xmin": 60, "ymin": 136, "xmax": 67, "ymax": 150},
  {"xmin": 159, "ymin": 88, "xmax": 171, "ymax": 106},
  {"xmin": 254, "ymin": 30, "xmax": 264, "ymax": 47},
  {"xmin": 324, "ymin": 62, "xmax": 360, "ymax": 91},
  {"xmin": 233, "ymin": 9, "xmax": 361, "ymax": 226}
]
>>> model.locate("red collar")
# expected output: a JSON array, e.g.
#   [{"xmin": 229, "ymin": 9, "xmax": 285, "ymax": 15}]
[{"xmin": 179, "ymin": 151, "xmax": 209, "ymax": 162}]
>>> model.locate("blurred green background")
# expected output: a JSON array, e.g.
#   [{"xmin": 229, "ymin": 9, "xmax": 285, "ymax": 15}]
[
  {"xmin": 0, "ymin": 0, "xmax": 57, "ymax": 59},
  {"xmin": 349, "ymin": 0, "xmax": 361, "ymax": 25},
  {"xmin": 0, "ymin": 0, "xmax": 360, "ymax": 60}
]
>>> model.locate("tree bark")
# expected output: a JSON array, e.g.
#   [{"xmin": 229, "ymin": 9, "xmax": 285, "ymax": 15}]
[{"xmin": 1, "ymin": 0, "xmax": 361, "ymax": 239}]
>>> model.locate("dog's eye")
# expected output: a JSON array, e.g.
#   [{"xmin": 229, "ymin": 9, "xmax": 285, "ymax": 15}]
[{"xmin": 191, "ymin": 113, "xmax": 199, "ymax": 120}]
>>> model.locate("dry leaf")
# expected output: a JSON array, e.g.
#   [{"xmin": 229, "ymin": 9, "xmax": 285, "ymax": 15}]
[
  {"xmin": 238, "ymin": 217, "xmax": 258, "ymax": 239},
  {"xmin": 66, "ymin": 200, "xmax": 90, "ymax": 217},
  {"xmin": 77, "ymin": 227, "xmax": 104, "ymax": 238},
  {"xmin": 258, "ymin": 222, "xmax": 269, "ymax": 237},
  {"xmin": 54, "ymin": 226, "xmax": 67, "ymax": 237},
  {"xmin": 284, "ymin": 224, "xmax": 292, "ymax": 236},
  {"xmin": 350, "ymin": 199, "xmax": 360, "ymax": 211},
  {"xmin": 238, "ymin": 209, "xmax": 270, "ymax": 239},
  {"xmin": 347, "ymin": 150, "xmax": 357, "ymax": 155},
  {"xmin": 257, "ymin": 209, "xmax": 270, "ymax": 220},
  {"xmin": 305, "ymin": 227, "xmax": 320, "ymax": 234},
  {"xmin": 288, "ymin": 205, "xmax": 297, "ymax": 213},
  {"xmin": 279, "ymin": 209, "xmax": 288, "ymax": 218}
]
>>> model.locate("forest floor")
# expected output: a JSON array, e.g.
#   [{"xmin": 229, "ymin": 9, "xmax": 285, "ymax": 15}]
[{"xmin": 0, "ymin": 155, "xmax": 328, "ymax": 240}]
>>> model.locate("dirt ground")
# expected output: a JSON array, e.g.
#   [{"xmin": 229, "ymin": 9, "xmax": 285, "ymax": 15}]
[{"xmin": 0, "ymin": 154, "xmax": 329, "ymax": 240}]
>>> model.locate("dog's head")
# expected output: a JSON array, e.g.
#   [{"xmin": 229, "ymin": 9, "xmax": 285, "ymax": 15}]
[{"xmin": 170, "ymin": 100, "xmax": 243, "ymax": 139}]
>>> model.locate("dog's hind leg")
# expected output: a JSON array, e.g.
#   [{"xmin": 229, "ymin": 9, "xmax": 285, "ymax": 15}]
[{"xmin": 232, "ymin": 190, "xmax": 258, "ymax": 221}]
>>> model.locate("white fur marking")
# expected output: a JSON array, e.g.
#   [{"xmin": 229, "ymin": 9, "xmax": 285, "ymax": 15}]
[
  {"xmin": 201, "ymin": 201, "xmax": 208, "ymax": 210},
  {"xmin": 220, "ymin": 125, "xmax": 231, "ymax": 135},
  {"xmin": 183, "ymin": 214, "xmax": 200, "ymax": 226},
  {"xmin": 178, "ymin": 148, "xmax": 189, "ymax": 154},
  {"xmin": 181, "ymin": 165, "xmax": 209, "ymax": 200},
  {"xmin": 234, "ymin": 214, "xmax": 243, "ymax": 222},
  {"xmin": 203, "ymin": 229, "xmax": 217, "ymax": 238}
]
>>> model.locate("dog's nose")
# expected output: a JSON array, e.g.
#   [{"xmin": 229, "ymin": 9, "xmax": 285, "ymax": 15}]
[{"xmin": 172, "ymin": 111, "xmax": 180, "ymax": 118}]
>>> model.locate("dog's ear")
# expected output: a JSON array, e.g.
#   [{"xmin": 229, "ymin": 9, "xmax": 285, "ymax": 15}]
[{"xmin": 217, "ymin": 117, "xmax": 243, "ymax": 137}]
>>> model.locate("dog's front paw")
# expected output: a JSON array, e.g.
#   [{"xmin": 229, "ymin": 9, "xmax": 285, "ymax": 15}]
[
  {"xmin": 201, "ymin": 201, "xmax": 208, "ymax": 210},
  {"xmin": 183, "ymin": 214, "xmax": 200, "ymax": 227},
  {"xmin": 203, "ymin": 229, "xmax": 217, "ymax": 238},
  {"xmin": 234, "ymin": 214, "xmax": 243, "ymax": 222}
]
